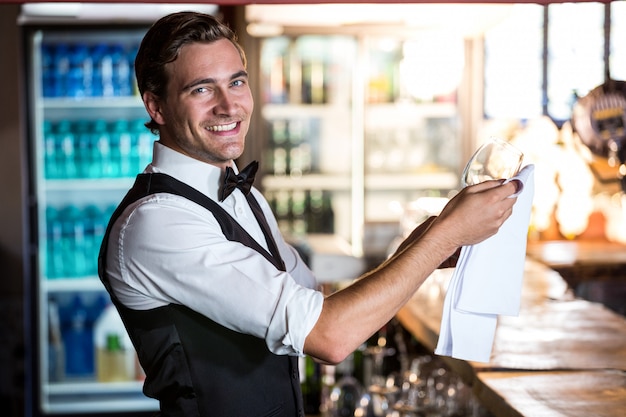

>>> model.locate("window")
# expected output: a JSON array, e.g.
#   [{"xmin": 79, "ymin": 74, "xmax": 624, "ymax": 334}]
[{"xmin": 485, "ymin": 1, "xmax": 624, "ymax": 124}]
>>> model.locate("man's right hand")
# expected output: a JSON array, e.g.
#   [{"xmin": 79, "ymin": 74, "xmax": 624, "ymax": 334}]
[{"xmin": 430, "ymin": 180, "xmax": 518, "ymax": 249}]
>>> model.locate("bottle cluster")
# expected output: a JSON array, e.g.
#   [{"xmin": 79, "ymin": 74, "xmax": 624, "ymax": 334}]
[
  {"xmin": 41, "ymin": 41, "xmax": 139, "ymax": 99},
  {"xmin": 45, "ymin": 204, "xmax": 114, "ymax": 279},
  {"xmin": 43, "ymin": 118, "xmax": 155, "ymax": 180},
  {"xmin": 264, "ymin": 53, "xmax": 330, "ymax": 105},
  {"xmin": 48, "ymin": 293, "xmax": 140, "ymax": 383},
  {"xmin": 266, "ymin": 118, "xmax": 318, "ymax": 177},
  {"xmin": 267, "ymin": 189, "xmax": 334, "ymax": 237}
]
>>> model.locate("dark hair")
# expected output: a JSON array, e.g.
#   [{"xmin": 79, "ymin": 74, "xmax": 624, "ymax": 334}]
[{"xmin": 135, "ymin": 11, "xmax": 247, "ymax": 133}]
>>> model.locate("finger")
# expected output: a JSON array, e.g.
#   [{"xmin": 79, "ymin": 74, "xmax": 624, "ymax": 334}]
[{"xmin": 464, "ymin": 179, "xmax": 505, "ymax": 193}]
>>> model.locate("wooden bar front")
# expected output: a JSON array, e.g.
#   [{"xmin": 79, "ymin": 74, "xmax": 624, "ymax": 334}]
[{"xmin": 396, "ymin": 259, "xmax": 626, "ymax": 417}]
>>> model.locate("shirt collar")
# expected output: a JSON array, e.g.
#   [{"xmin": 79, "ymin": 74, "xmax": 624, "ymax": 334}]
[{"xmin": 147, "ymin": 141, "xmax": 236, "ymax": 202}]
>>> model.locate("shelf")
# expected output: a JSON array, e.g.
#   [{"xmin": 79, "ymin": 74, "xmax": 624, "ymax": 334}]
[
  {"xmin": 262, "ymin": 173, "xmax": 352, "ymax": 191},
  {"xmin": 262, "ymin": 101, "xmax": 457, "ymax": 121},
  {"xmin": 365, "ymin": 101, "xmax": 458, "ymax": 119},
  {"xmin": 41, "ymin": 96, "xmax": 148, "ymax": 121},
  {"xmin": 261, "ymin": 171, "xmax": 459, "ymax": 192},
  {"xmin": 46, "ymin": 379, "xmax": 144, "ymax": 395},
  {"xmin": 262, "ymin": 103, "xmax": 351, "ymax": 119},
  {"xmin": 43, "ymin": 276, "xmax": 105, "ymax": 293},
  {"xmin": 42, "ymin": 96, "xmax": 143, "ymax": 109},
  {"xmin": 365, "ymin": 171, "xmax": 458, "ymax": 190},
  {"xmin": 43, "ymin": 177, "xmax": 135, "ymax": 192},
  {"xmin": 44, "ymin": 380, "xmax": 158, "ymax": 414}
]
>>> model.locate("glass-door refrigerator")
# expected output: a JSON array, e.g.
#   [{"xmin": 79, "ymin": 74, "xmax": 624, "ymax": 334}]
[{"xmin": 18, "ymin": 3, "xmax": 216, "ymax": 415}]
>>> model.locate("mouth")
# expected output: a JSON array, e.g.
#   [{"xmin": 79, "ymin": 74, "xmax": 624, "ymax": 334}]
[{"xmin": 207, "ymin": 122, "xmax": 238, "ymax": 132}]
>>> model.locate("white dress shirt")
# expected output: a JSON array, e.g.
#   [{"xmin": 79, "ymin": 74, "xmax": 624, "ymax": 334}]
[{"xmin": 105, "ymin": 142, "xmax": 324, "ymax": 356}]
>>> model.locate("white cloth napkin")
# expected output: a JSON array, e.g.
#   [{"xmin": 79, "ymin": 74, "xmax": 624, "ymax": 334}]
[{"xmin": 435, "ymin": 164, "xmax": 535, "ymax": 362}]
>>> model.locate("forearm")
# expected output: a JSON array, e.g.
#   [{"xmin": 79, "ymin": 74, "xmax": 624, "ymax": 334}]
[{"xmin": 303, "ymin": 223, "xmax": 457, "ymax": 364}]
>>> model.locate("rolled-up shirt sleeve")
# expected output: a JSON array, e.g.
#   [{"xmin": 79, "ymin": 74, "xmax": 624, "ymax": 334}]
[{"xmin": 107, "ymin": 191, "xmax": 323, "ymax": 356}]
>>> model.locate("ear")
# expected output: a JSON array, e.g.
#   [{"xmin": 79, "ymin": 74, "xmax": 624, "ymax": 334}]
[{"xmin": 143, "ymin": 91, "xmax": 165, "ymax": 125}]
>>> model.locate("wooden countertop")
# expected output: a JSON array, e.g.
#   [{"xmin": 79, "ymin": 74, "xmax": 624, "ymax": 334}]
[
  {"xmin": 526, "ymin": 240, "xmax": 626, "ymax": 269},
  {"xmin": 396, "ymin": 259, "xmax": 626, "ymax": 417}
]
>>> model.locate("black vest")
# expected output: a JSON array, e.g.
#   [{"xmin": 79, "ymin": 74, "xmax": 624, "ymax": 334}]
[{"xmin": 98, "ymin": 173, "xmax": 305, "ymax": 417}]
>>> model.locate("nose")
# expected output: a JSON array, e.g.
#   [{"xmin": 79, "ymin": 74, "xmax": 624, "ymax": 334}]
[{"xmin": 213, "ymin": 88, "xmax": 236, "ymax": 115}]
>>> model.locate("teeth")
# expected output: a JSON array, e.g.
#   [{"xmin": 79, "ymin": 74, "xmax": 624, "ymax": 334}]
[{"xmin": 208, "ymin": 122, "xmax": 237, "ymax": 132}]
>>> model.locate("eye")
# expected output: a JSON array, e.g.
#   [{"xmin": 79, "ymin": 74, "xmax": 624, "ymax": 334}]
[
  {"xmin": 232, "ymin": 79, "xmax": 246, "ymax": 88},
  {"xmin": 193, "ymin": 86, "xmax": 208, "ymax": 94}
]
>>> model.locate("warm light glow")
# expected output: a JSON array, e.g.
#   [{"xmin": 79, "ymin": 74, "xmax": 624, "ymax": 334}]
[
  {"xmin": 400, "ymin": 35, "xmax": 464, "ymax": 101},
  {"xmin": 485, "ymin": 116, "xmax": 597, "ymax": 239},
  {"xmin": 602, "ymin": 193, "xmax": 626, "ymax": 244}
]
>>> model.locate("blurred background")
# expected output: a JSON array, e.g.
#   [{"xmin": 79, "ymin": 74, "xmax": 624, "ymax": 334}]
[{"xmin": 1, "ymin": 1, "xmax": 625, "ymax": 417}]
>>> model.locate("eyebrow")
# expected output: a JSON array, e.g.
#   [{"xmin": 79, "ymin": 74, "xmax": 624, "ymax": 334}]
[{"xmin": 182, "ymin": 70, "xmax": 249, "ymax": 92}]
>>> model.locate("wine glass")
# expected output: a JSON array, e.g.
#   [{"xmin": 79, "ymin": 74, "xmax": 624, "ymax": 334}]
[{"xmin": 461, "ymin": 137, "xmax": 523, "ymax": 186}]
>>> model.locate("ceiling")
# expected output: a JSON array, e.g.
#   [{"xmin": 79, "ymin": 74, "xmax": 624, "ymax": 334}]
[{"xmin": 245, "ymin": 3, "xmax": 518, "ymax": 37}]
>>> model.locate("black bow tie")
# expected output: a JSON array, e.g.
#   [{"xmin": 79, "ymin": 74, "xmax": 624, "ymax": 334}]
[{"xmin": 219, "ymin": 161, "xmax": 259, "ymax": 202}]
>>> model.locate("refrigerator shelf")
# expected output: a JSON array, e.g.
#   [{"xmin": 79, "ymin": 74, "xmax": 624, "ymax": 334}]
[
  {"xmin": 262, "ymin": 173, "xmax": 352, "ymax": 191},
  {"xmin": 44, "ymin": 178, "xmax": 135, "ymax": 191},
  {"xmin": 46, "ymin": 380, "xmax": 145, "ymax": 395},
  {"xmin": 261, "ymin": 171, "xmax": 459, "ymax": 192},
  {"xmin": 44, "ymin": 400, "xmax": 157, "ymax": 415},
  {"xmin": 42, "ymin": 96, "xmax": 143, "ymax": 109},
  {"xmin": 43, "ymin": 381, "xmax": 158, "ymax": 414},
  {"xmin": 43, "ymin": 277, "xmax": 105, "ymax": 293}
]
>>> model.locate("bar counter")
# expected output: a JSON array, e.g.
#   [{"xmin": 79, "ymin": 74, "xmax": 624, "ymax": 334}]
[{"xmin": 396, "ymin": 258, "xmax": 626, "ymax": 417}]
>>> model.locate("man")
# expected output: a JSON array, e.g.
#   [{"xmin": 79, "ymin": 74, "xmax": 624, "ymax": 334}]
[{"xmin": 99, "ymin": 11, "xmax": 518, "ymax": 417}]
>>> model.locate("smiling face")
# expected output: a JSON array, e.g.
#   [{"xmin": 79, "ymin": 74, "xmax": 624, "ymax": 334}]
[{"xmin": 143, "ymin": 39, "xmax": 253, "ymax": 169}]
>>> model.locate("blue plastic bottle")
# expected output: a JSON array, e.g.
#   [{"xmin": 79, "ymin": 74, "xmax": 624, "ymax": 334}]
[
  {"xmin": 55, "ymin": 120, "xmax": 77, "ymax": 179},
  {"xmin": 127, "ymin": 43, "xmax": 140, "ymax": 96},
  {"xmin": 59, "ymin": 205, "xmax": 86, "ymax": 278},
  {"xmin": 99, "ymin": 44, "xmax": 115, "ymax": 97},
  {"xmin": 107, "ymin": 120, "xmax": 123, "ymax": 178},
  {"xmin": 74, "ymin": 120, "xmax": 92, "ymax": 179},
  {"xmin": 83, "ymin": 205, "xmax": 105, "ymax": 276},
  {"xmin": 132, "ymin": 118, "xmax": 155, "ymax": 172},
  {"xmin": 45, "ymin": 206, "xmax": 64, "ymax": 279},
  {"xmin": 43, "ymin": 121, "xmax": 58, "ymax": 179},
  {"xmin": 62, "ymin": 295, "xmax": 95, "ymax": 378},
  {"xmin": 91, "ymin": 119, "xmax": 110, "ymax": 178},
  {"xmin": 110, "ymin": 44, "xmax": 131, "ymax": 96},
  {"xmin": 67, "ymin": 43, "xmax": 87, "ymax": 98},
  {"xmin": 41, "ymin": 44, "xmax": 56, "ymax": 98},
  {"xmin": 53, "ymin": 43, "xmax": 71, "ymax": 97},
  {"xmin": 90, "ymin": 43, "xmax": 108, "ymax": 98}
]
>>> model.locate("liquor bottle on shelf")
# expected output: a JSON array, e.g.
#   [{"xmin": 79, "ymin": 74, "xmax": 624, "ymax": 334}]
[
  {"xmin": 300, "ymin": 355, "xmax": 322, "ymax": 415},
  {"xmin": 94, "ymin": 304, "xmax": 135, "ymax": 382},
  {"xmin": 271, "ymin": 119, "xmax": 289, "ymax": 176},
  {"xmin": 301, "ymin": 59, "xmax": 327, "ymax": 105},
  {"xmin": 287, "ymin": 119, "xmax": 311, "ymax": 177},
  {"xmin": 290, "ymin": 190, "xmax": 307, "ymax": 238},
  {"xmin": 307, "ymin": 190, "xmax": 334, "ymax": 234}
]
